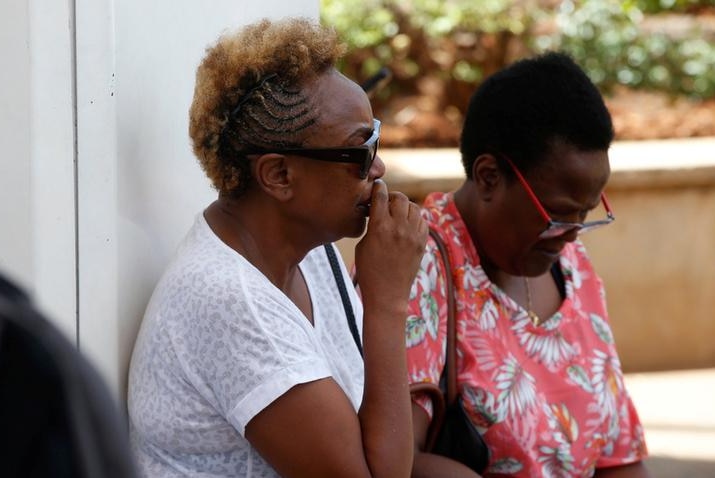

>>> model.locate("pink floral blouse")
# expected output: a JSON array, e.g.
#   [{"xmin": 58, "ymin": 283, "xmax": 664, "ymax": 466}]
[{"xmin": 406, "ymin": 192, "xmax": 647, "ymax": 477}]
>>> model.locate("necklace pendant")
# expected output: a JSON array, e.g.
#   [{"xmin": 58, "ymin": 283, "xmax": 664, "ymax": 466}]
[{"xmin": 528, "ymin": 310, "xmax": 541, "ymax": 327}]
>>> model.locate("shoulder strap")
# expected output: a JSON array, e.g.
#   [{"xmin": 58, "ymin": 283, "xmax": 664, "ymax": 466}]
[
  {"xmin": 428, "ymin": 227, "xmax": 458, "ymax": 406},
  {"xmin": 324, "ymin": 244, "xmax": 363, "ymax": 357}
]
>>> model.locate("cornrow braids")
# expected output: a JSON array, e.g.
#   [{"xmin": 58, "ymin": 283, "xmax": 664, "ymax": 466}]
[
  {"xmin": 189, "ymin": 17, "xmax": 345, "ymax": 197},
  {"xmin": 228, "ymin": 79, "xmax": 318, "ymax": 150},
  {"xmin": 218, "ymin": 78, "xmax": 319, "ymax": 197}
]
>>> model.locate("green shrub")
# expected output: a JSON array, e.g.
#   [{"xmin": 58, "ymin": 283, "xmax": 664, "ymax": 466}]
[
  {"xmin": 321, "ymin": 0, "xmax": 715, "ymax": 119},
  {"xmin": 635, "ymin": 0, "xmax": 713, "ymax": 13},
  {"xmin": 537, "ymin": 0, "xmax": 715, "ymax": 98},
  {"xmin": 321, "ymin": 0, "xmax": 546, "ymax": 113}
]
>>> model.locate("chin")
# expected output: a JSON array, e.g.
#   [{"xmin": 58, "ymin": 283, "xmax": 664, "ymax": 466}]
[
  {"xmin": 344, "ymin": 218, "xmax": 368, "ymax": 239},
  {"xmin": 524, "ymin": 255, "xmax": 560, "ymax": 276}
]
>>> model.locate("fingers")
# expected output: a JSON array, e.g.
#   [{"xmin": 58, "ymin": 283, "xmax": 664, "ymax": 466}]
[
  {"xmin": 368, "ymin": 179, "xmax": 389, "ymax": 220},
  {"xmin": 414, "ymin": 204, "xmax": 428, "ymax": 237},
  {"xmin": 387, "ymin": 191, "xmax": 410, "ymax": 219},
  {"xmin": 407, "ymin": 199, "xmax": 423, "ymax": 222},
  {"xmin": 355, "ymin": 182, "xmax": 427, "ymax": 316},
  {"xmin": 369, "ymin": 179, "xmax": 413, "ymax": 222}
]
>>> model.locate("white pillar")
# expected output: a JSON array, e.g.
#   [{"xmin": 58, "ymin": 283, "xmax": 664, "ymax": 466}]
[{"xmin": 0, "ymin": 0, "xmax": 77, "ymax": 340}]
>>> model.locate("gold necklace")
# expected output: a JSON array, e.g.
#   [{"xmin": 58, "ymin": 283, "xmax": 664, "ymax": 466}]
[{"xmin": 524, "ymin": 277, "xmax": 542, "ymax": 326}]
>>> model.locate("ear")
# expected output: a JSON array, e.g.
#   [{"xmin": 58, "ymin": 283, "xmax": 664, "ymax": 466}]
[
  {"xmin": 252, "ymin": 153, "xmax": 294, "ymax": 201},
  {"xmin": 471, "ymin": 154, "xmax": 501, "ymax": 200}
]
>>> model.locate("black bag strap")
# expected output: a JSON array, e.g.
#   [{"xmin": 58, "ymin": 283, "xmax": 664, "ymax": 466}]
[
  {"xmin": 324, "ymin": 244, "xmax": 363, "ymax": 357},
  {"xmin": 409, "ymin": 227, "xmax": 457, "ymax": 451}
]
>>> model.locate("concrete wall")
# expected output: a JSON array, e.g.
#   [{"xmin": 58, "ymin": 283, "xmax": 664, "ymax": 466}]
[
  {"xmin": 583, "ymin": 142, "xmax": 715, "ymax": 372},
  {"xmin": 342, "ymin": 139, "xmax": 715, "ymax": 373}
]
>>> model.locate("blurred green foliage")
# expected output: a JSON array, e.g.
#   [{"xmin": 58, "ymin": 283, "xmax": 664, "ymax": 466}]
[
  {"xmin": 538, "ymin": 0, "xmax": 715, "ymax": 97},
  {"xmin": 635, "ymin": 0, "xmax": 713, "ymax": 13},
  {"xmin": 321, "ymin": 0, "xmax": 547, "ymax": 117},
  {"xmin": 321, "ymin": 0, "xmax": 715, "ymax": 115}
]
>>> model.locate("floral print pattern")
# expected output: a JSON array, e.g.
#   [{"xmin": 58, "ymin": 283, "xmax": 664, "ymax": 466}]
[{"xmin": 406, "ymin": 192, "xmax": 647, "ymax": 477}]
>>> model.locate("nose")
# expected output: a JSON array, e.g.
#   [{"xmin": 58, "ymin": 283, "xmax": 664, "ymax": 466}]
[{"xmin": 368, "ymin": 153, "xmax": 386, "ymax": 180}]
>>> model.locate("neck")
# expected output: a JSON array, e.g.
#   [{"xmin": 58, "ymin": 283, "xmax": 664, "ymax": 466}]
[
  {"xmin": 454, "ymin": 182, "xmax": 498, "ymax": 278},
  {"xmin": 454, "ymin": 182, "xmax": 527, "ymax": 304},
  {"xmin": 204, "ymin": 195, "xmax": 310, "ymax": 291}
]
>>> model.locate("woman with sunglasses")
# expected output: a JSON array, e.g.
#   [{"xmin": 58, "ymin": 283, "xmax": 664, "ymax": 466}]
[
  {"xmin": 128, "ymin": 18, "xmax": 427, "ymax": 477},
  {"xmin": 406, "ymin": 53, "xmax": 651, "ymax": 477}
]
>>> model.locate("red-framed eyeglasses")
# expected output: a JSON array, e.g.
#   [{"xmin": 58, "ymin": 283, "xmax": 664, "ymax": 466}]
[{"xmin": 501, "ymin": 155, "xmax": 615, "ymax": 239}]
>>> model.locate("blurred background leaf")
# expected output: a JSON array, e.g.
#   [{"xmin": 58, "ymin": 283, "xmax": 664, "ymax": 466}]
[{"xmin": 321, "ymin": 0, "xmax": 715, "ymax": 146}]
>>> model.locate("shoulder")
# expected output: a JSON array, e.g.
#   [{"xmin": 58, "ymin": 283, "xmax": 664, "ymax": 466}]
[
  {"xmin": 420, "ymin": 191, "xmax": 453, "ymax": 225},
  {"xmin": 560, "ymin": 240, "xmax": 602, "ymax": 288},
  {"xmin": 139, "ymin": 223, "xmax": 311, "ymax": 358}
]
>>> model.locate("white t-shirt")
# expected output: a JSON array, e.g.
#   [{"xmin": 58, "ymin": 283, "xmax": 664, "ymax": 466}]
[{"xmin": 128, "ymin": 214, "xmax": 364, "ymax": 477}]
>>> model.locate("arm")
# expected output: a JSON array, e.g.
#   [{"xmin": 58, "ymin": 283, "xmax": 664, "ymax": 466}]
[
  {"xmin": 594, "ymin": 462, "xmax": 652, "ymax": 478},
  {"xmin": 355, "ymin": 180, "xmax": 428, "ymax": 476},
  {"xmin": 411, "ymin": 402, "xmax": 483, "ymax": 478},
  {"xmin": 247, "ymin": 180, "xmax": 427, "ymax": 478},
  {"xmin": 246, "ymin": 378, "xmax": 376, "ymax": 477}
]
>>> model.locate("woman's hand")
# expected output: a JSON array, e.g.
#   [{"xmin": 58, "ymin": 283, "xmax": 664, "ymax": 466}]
[{"xmin": 354, "ymin": 179, "xmax": 428, "ymax": 319}]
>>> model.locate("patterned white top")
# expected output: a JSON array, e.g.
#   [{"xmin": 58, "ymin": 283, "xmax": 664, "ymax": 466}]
[{"xmin": 128, "ymin": 214, "xmax": 364, "ymax": 477}]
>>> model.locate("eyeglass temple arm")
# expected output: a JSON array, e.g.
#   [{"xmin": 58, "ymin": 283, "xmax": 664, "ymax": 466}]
[
  {"xmin": 502, "ymin": 154, "xmax": 615, "ymax": 222},
  {"xmin": 601, "ymin": 192, "xmax": 615, "ymax": 218},
  {"xmin": 500, "ymin": 155, "xmax": 552, "ymax": 222}
]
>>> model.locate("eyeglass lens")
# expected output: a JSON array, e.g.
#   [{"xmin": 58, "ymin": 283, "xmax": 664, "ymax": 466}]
[{"xmin": 359, "ymin": 121, "xmax": 380, "ymax": 178}]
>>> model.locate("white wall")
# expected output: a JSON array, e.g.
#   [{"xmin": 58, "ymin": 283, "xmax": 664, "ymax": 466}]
[
  {"xmin": 1, "ymin": 0, "xmax": 319, "ymax": 397},
  {"xmin": 0, "ymin": 0, "xmax": 32, "ymax": 291},
  {"xmin": 1, "ymin": 0, "xmax": 77, "ymax": 340}
]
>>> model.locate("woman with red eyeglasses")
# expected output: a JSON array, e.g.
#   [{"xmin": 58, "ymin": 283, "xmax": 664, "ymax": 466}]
[
  {"xmin": 128, "ymin": 18, "xmax": 426, "ymax": 478},
  {"xmin": 406, "ymin": 53, "xmax": 651, "ymax": 477}
]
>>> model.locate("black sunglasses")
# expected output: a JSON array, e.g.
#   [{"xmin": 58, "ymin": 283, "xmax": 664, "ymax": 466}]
[{"xmin": 242, "ymin": 119, "xmax": 381, "ymax": 179}]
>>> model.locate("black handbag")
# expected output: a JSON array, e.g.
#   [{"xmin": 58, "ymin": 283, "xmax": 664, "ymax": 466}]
[{"xmin": 410, "ymin": 228, "xmax": 490, "ymax": 474}]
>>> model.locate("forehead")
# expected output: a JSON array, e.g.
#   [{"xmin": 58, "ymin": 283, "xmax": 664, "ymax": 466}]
[
  {"xmin": 306, "ymin": 70, "xmax": 374, "ymax": 140},
  {"xmin": 533, "ymin": 142, "xmax": 611, "ymax": 198}
]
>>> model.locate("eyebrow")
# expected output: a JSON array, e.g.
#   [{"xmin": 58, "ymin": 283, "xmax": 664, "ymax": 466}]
[{"xmin": 343, "ymin": 124, "xmax": 374, "ymax": 146}]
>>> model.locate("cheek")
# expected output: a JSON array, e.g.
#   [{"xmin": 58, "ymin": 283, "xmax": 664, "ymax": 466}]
[
  {"xmin": 320, "ymin": 179, "xmax": 363, "ymax": 212},
  {"xmin": 481, "ymin": 199, "xmax": 550, "ymax": 274},
  {"xmin": 482, "ymin": 225, "xmax": 538, "ymax": 275}
]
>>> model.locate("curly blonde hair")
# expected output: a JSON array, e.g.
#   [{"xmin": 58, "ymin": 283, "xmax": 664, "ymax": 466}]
[{"xmin": 189, "ymin": 17, "xmax": 346, "ymax": 196}]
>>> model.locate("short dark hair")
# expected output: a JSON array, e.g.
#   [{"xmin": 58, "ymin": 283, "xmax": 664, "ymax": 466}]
[{"xmin": 459, "ymin": 51, "xmax": 614, "ymax": 179}]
